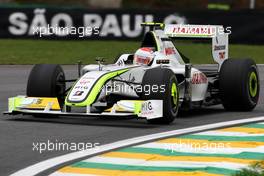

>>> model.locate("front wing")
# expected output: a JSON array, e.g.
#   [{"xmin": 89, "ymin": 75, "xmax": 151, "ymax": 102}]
[{"xmin": 4, "ymin": 96, "xmax": 163, "ymax": 120}]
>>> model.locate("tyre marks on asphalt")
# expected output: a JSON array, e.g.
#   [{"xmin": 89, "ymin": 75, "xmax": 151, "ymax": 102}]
[{"xmin": 51, "ymin": 122, "xmax": 264, "ymax": 176}]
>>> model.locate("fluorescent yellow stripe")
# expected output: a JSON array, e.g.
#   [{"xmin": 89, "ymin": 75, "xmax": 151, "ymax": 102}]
[
  {"xmin": 218, "ymin": 127, "xmax": 264, "ymax": 134},
  {"xmin": 157, "ymin": 138, "xmax": 264, "ymax": 148},
  {"xmin": 102, "ymin": 152, "xmax": 256, "ymax": 164},
  {"xmin": 59, "ymin": 167, "xmax": 223, "ymax": 176}
]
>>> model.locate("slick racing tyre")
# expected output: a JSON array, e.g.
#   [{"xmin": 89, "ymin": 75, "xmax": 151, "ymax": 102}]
[
  {"xmin": 27, "ymin": 64, "xmax": 66, "ymax": 108},
  {"xmin": 219, "ymin": 58, "xmax": 259, "ymax": 111},
  {"xmin": 141, "ymin": 67, "xmax": 179, "ymax": 124}
]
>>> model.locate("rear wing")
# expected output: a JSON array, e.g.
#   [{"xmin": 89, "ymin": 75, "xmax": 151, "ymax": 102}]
[{"xmin": 164, "ymin": 24, "xmax": 229, "ymax": 69}]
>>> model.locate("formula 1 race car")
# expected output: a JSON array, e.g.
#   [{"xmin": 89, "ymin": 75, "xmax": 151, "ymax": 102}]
[{"xmin": 4, "ymin": 23, "xmax": 260, "ymax": 124}]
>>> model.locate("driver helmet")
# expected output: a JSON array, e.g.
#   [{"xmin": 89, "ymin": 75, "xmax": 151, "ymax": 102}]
[{"xmin": 133, "ymin": 47, "xmax": 155, "ymax": 65}]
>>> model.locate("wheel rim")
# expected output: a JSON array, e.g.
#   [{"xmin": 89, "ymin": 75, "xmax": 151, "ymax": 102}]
[
  {"xmin": 171, "ymin": 82, "xmax": 178, "ymax": 112},
  {"xmin": 249, "ymin": 71, "xmax": 258, "ymax": 98}
]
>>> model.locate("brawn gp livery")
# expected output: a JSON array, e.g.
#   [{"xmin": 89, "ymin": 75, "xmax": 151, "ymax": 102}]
[{"xmin": 4, "ymin": 23, "xmax": 260, "ymax": 124}]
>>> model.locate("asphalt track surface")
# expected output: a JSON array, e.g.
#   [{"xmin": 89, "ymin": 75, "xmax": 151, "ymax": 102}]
[{"xmin": 0, "ymin": 65, "xmax": 263, "ymax": 176}]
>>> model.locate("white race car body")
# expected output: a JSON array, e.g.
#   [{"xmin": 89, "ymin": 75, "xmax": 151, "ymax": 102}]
[{"xmin": 5, "ymin": 23, "xmax": 230, "ymax": 121}]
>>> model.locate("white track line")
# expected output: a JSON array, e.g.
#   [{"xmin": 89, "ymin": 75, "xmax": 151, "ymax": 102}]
[
  {"xmin": 196, "ymin": 130, "xmax": 264, "ymax": 136},
  {"xmin": 11, "ymin": 116, "xmax": 264, "ymax": 176}
]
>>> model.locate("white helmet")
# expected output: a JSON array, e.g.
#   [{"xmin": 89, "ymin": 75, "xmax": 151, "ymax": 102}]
[{"xmin": 133, "ymin": 47, "xmax": 155, "ymax": 65}]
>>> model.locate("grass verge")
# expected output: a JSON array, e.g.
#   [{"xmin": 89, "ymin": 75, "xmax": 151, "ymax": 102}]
[
  {"xmin": 0, "ymin": 39, "xmax": 263, "ymax": 64},
  {"xmin": 233, "ymin": 161, "xmax": 264, "ymax": 176}
]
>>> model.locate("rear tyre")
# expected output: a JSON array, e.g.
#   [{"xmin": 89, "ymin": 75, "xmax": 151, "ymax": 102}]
[
  {"xmin": 141, "ymin": 67, "xmax": 179, "ymax": 124},
  {"xmin": 27, "ymin": 64, "xmax": 66, "ymax": 108},
  {"xmin": 219, "ymin": 58, "xmax": 259, "ymax": 111}
]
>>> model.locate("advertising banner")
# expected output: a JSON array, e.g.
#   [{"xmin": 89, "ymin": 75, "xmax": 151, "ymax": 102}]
[{"xmin": 0, "ymin": 7, "xmax": 263, "ymax": 43}]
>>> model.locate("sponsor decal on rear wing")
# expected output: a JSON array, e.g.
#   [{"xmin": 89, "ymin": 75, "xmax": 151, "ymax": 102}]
[{"xmin": 164, "ymin": 24, "xmax": 227, "ymax": 38}]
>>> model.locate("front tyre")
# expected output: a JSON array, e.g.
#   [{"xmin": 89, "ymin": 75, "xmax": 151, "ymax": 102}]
[
  {"xmin": 27, "ymin": 64, "xmax": 66, "ymax": 107},
  {"xmin": 142, "ymin": 67, "xmax": 179, "ymax": 124},
  {"xmin": 219, "ymin": 58, "xmax": 259, "ymax": 111}
]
